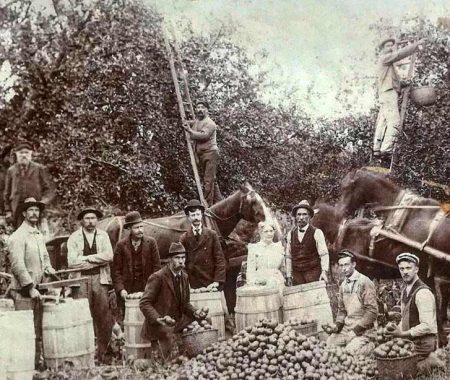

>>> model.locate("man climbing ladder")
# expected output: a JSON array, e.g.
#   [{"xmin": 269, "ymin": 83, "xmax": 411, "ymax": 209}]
[{"xmin": 183, "ymin": 100, "xmax": 223, "ymax": 207}]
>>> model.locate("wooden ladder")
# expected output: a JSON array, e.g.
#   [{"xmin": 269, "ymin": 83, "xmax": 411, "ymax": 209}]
[{"xmin": 162, "ymin": 25, "xmax": 219, "ymax": 233}]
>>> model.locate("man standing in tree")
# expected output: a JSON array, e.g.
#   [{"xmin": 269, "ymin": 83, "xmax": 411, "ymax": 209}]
[
  {"xmin": 183, "ymin": 100, "xmax": 223, "ymax": 207},
  {"xmin": 285, "ymin": 200, "xmax": 329, "ymax": 286},
  {"xmin": 67, "ymin": 206, "xmax": 114, "ymax": 363},
  {"xmin": 112, "ymin": 211, "xmax": 161, "ymax": 322},
  {"xmin": 373, "ymin": 38, "xmax": 425, "ymax": 160},
  {"xmin": 3, "ymin": 142, "xmax": 55, "ymax": 228},
  {"xmin": 386, "ymin": 252, "xmax": 445, "ymax": 373},
  {"xmin": 8, "ymin": 197, "xmax": 56, "ymax": 368}
]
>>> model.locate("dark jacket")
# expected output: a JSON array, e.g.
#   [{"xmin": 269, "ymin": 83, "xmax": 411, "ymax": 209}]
[
  {"xmin": 3, "ymin": 161, "xmax": 55, "ymax": 217},
  {"xmin": 180, "ymin": 227, "xmax": 226, "ymax": 288},
  {"xmin": 139, "ymin": 266, "xmax": 196, "ymax": 339},
  {"xmin": 112, "ymin": 236, "xmax": 161, "ymax": 294}
]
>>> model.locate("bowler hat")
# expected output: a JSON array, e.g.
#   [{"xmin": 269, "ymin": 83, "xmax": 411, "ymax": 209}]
[
  {"xmin": 77, "ymin": 207, "xmax": 103, "ymax": 220},
  {"xmin": 291, "ymin": 200, "xmax": 314, "ymax": 217},
  {"xmin": 20, "ymin": 197, "xmax": 45, "ymax": 213},
  {"xmin": 168, "ymin": 242, "xmax": 186, "ymax": 256},
  {"xmin": 14, "ymin": 141, "xmax": 34, "ymax": 152},
  {"xmin": 195, "ymin": 100, "xmax": 209, "ymax": 109},
  {"xmin": 379, "ymin": 38, "xmax": 396, "ymax": 50},
  {"xmin": 396, "ymin": 252, "xmax": 419, "ymax": 265},
  {"xmin": 184, "ymin": 199, "xmax": 205, "ymax": 215},
  {"xmin": 124, "ymin": 211, "xmax": 143, "ymax": 228}
]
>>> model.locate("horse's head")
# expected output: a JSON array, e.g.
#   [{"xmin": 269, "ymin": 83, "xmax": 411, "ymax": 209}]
[
  {"xmin": 312, "ymin": 202, "xmax": 342, "ymax": 244},
  {"xmin": 338, "ymin": 169, "xmax": 370, "ymax": 217},
  {"xmin": 239, "ymin": 182, "xmax": 266, "ymax": 223}
]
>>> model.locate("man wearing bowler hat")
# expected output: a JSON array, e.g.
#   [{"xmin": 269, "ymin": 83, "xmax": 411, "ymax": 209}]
[
  {"xmin": 3, "ymin": 141, "xmax": 55, "ymax": 227},
  {"xmin": 285, "ymin": 200, "xmax": 329, "ymax": 286},
  {"xmin": 8, "ymin": 197, "xmax": 56, "ymax": 368},
  {"xmin": 67, "ymin": 206, "xmax": 113, "ymax": 362},
  {"xmin": 112, "ymin": 211, "xmax": 161, "ymax": 322},
  {"xmin": 180, "ymin": 199, "xmax": 226, "ymax": 291},
  {"xmin": 183, "ymin": 100, "xmax": 223, "ymax": 206},
  {"xmin": 140, "ymin": 242, "xmax": 207, "ymax": 359},
  {"xmin": 385, "ymin": 252, "xmax": 445, "ymax": 373},
  {"xmin": 373, "ymin": 37, "xmax": 426, "ymax": 160}
]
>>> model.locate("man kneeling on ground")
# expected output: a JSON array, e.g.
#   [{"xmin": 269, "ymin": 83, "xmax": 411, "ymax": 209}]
[
  {"xmin": 385, "ymin": 252, "xmax": 445, "ymax": 373},
  {"xmin": 327, "ymin": 250, "xmax": 378, "ymax": 355},
  {"xmin": 140, "ymin": 242, "xmax": 208, "ymax": 360}
]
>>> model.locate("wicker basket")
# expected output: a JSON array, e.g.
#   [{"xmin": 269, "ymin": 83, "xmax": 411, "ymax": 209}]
[
  {"xmin": 376, "ymin": 354, "xmax": 419, "ymax": 379},
  {"xmin": 410, "ymin": 86, "xmax": 437, "ymax": 106},
  {"xmin": 182, "ymin": 328, "xmax": 218, "ymax": 357},
  {"xmin": 291, "ymin": 321, "xmax": 318, "ymax": 336}
]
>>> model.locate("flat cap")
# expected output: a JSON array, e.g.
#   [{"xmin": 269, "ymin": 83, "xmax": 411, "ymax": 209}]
[
  {"xmin": 337, "ymin": 249, "xmax": 356, "ymax": 260},
  {"xmin": 396, "ymin": 252, "xmax": 419, "ymax": 265}
]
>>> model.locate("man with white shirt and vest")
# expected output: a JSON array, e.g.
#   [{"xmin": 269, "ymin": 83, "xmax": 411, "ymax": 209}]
[
  {"xmin": 327, "ymin": 250, "xmax": 378, "ymax": 356},
  {"xmin": 179, "ymin": 199, "xmax": 226, "ymax": 290},
  {"xmin": 8, "ymin": 197, "xmax": 56, "ymax": 368},
  {"xmin": 385, "ymin": 252, "xmax": 445, "ymax": 372},
  {"xmin": 286, "ymin": 200, "xmax": 329, "ymax": 286},
  {"xmin": 183, "ymin": 100, "xmax": 223, "ymax": 206},
  {"xmin": 67, "ymin": 206, "xmax": 114, "ymax": 362}
]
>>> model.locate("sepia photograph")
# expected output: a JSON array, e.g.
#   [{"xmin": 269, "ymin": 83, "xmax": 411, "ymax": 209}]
[{"xmin": 0, "ymin": 0, "xmax": 449, "ymax": 379}]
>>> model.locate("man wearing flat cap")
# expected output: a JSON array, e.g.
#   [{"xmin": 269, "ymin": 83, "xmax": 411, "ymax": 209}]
[
  {"xmin": 327, "ymin": 250, "xmax": 378, "ymax": 356},
  {"xmin": 373, "ymin": 37, "xmax": 426, "ymax": 160},
  {"xmin": 385, "ymin": 252, "xmax": 445, "ymax": 372},
  {"xmin": 183, "ymin": 100, "xmax": 223, "ymax": 207},
  {"xmin": 112, "ymin": 211, "xmax": 161, "ymax": 322},
  {"xmin": 67, "ymin": 206, "xmax": 113, "ymax": 362},
  {"xmin": 3, "ymin": 141, "xmax": 55, "ymax": 227},
  {"xmin": 140, "ymin": 242, "xmax": 207, "ymax": 359},
  {"xmin": 8, "ymin": 197, "xmax": 56, "ymax": 368},
  {"xmin": 285, "ymin": 200, "xmax": 329, "ymax": 285},
  {"xmin": 179, "ymin": 199, "xmax": 226, "ymax": 291}
]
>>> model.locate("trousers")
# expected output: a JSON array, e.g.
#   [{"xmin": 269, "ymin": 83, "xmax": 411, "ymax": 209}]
[
  {"xmin": 198, "ymin": 150, "xmax": 223, "ymax": 206},
  {"xmin": 373, "ymin": 89, "xmax": 400, "ymax": 154},
  {"xmin": 292, "ymin": 266, "xmax": 321, "ymax": 286},
  {"xmin": 72, "ymin": 274, "xmax": 113, "ymax": 362}
]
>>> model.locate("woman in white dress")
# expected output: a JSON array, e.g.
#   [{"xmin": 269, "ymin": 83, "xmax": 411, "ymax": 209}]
[{"xmin": 246, "ymin": 221, "xmax": 285, "ymax": 294}]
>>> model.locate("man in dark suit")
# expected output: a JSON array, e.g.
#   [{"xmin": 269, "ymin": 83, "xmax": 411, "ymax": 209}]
[
  {"xmin": 112, "ymin": 211, "xmax": 161, "ymax": 321},
  {"xmin": 179, "ymin": 199, "xmax": 226, "ymax": 290},
  {"xmin": 3, "ymin": 141, "xmax": 55, "ymax": 227},
  {"xmin": 140, "ymin": 242, "xmax": 206, "ymax": 359}
]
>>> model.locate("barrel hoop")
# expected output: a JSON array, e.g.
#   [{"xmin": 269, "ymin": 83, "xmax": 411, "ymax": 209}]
[
  {"xmin": 125, "ymin": 343, "xmax": 152, "ymax": 348},
  {"xmin": 283, "ymin": 303, "xmax": 330, "ymax": 311},
  {"xmin": 44, "ymin": 349, "xmax": 94, "ymax": 359},
  {"xmin": 42, "ymin": 319, "xmax": 92, "ymax": 330},
  {"xmin": 234, "ymin": 309, "xmax": 281, "ymax": 315}
]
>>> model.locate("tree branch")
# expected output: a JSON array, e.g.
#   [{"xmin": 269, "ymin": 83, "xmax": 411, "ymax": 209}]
[{"xmin": 86, "ymin": 156, "xmax": 129, "ymax": 173}]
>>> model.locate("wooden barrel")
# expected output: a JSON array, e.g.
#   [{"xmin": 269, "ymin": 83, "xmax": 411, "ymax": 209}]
[
  {"xmin": 124, "ymin": 298, "xmax": 151, "ymax": 358},
  {"xmin": 0, "ymin": 309, "xmax": 35, "ymax": 380},
  {"xmin": 283, "ymin": 281, "xmax": 333, "ymax": 330},
  {"xmin": 190, "ymin": 290, "xmax": 226, "ymax": 340},
  {"xmin": 235, "ymin": 286, "xmax": 282, "ymax": 332},
  {"xmin": 42, "ymin": 298, "xmax": 95, "ymax": 369}
]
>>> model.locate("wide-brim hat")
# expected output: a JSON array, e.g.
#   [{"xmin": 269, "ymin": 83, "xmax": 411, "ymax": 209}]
[
  {"xmin": 379, "ymin": 38, "xmax": 396, "ymax": 50},
  {"xmin": 77, "ymin": 207, "xmax": 103, "ymax": 220},
  {"xmin": 14, "ymin": 141, "xmax": 34, "ymax": 152},
  {"xmin": 20, "ymin": 197, "xmax": 45, "ymax": 213},
  {"xmin": 396, "ymin": 252, "xmax": 419, "ymax": 265},
  {"xmin": 124, "ymin": 211, "xmax": 143, "ymax": 228},
  {"xmin": 291, "ymin": 200, "xmax": 314, "ymax": 217},
  {"xmin": 184, "ymin": 199, "xmax": 205, "ymax": 215},
  {"xmin": 168, "ymin": 242, "xmax": 186, "ymax": 256}
]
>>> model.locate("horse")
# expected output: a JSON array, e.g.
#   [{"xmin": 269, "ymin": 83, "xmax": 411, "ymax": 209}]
[
  {"xmin": 314, "ymin": 201, "xmax": 449, "ymax": 346},
  {"xmin": 97, "ymin": 182, "xmax": 268, "ymax": 313}
]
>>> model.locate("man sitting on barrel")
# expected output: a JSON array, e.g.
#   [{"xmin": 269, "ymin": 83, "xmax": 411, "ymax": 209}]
[
  {"xmin": 140, "ymin": 242, "xmax": 207, "ymax": 360},
  {"xmin": 385, "ymin": 252, "xmax": 445, "ymax": 373},
  {"xmin": 285, "ymin": 200, "xmax": 329, "ymax": 286},
  {"xmin": 327, "ymin": 250, "xmax": 378, "ymax": 356},
  {"xmin": 112, "ymin": 211, "xmax": 161, "ymax": 323},
  {"xmin": 8, "ymin": 197, "xmax": 56, "ymax": 368}
]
